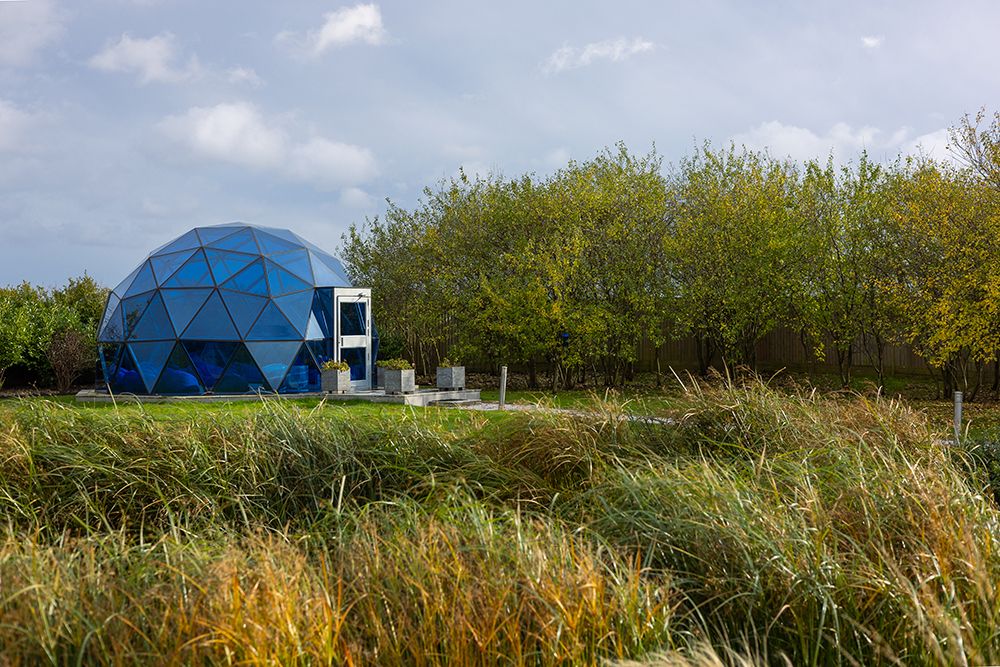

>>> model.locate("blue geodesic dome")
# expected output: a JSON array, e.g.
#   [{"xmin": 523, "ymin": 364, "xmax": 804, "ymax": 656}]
[{"xmin": 97, "ymin": 223, "xmax": 377, "ymax": 395}]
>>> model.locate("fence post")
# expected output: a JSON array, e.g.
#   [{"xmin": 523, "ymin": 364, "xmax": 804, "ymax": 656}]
[
  {"xmin": 499, "ymin": 365, "xmax": 507, "ymax": 410},
  {"xmin": 954, "ymin": 391, "xmax": 963, "ymax": 443}
]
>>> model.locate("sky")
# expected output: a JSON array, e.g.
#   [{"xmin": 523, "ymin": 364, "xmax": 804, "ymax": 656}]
[{"xmin": 0, "ymin": 0, "xmax": 997, "ymax": 286}]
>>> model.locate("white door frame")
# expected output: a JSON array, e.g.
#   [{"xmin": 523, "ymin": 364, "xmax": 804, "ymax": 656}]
[{"xmin": 333, "ymin": 287, "xmax": 372, "ymax": 389}]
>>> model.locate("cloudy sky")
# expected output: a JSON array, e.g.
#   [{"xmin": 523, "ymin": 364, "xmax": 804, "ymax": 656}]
[{"xmin": 0, "ymin": 0, "xmax": 996, "ymax": 285}]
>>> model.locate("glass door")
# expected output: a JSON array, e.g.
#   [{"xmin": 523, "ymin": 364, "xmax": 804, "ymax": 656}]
[{"xmin": 334, "ymin": 288, "xmax": 372, "ymax": 389}]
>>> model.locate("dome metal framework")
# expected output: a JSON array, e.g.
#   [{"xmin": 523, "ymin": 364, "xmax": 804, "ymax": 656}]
[{"xmin": 96, "ymin": 223, "xmax": 376, "ymax": 395}]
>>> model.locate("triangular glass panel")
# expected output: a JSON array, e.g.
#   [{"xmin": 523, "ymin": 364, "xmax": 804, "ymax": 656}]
[
  {"xmin": 160, "ymin": 288, "xmax": 212, "ymax": 334},
  {"xmin": 265, "ymin": 260, "xmax": 311, "ymax": 296},
  {"xmin": 163, "ymin": 250, "xmax": 214, "ymax": 288},
  {"xmin": 246, "ymin": 341, "xmax": 301, "ymax": 391},
  {"xmin": 152, "ymin": 229, "xmax": 201, "ymax": 256},
  {"xmin": 112, "ymin": 263, "xmax": 143, "ymax": 298},
  {"xmin": 246, "ymin": 301, "xmax": 300, "ymax": 340},
  {"xmin": 195, "ymin": 226, "xmax": 241, "ymax": 245},
  {"xmin": 214, "ymin": 344, "xmax": 268, "ymax": 394},
  {"xmin": 205, "ymin": 248, "xmax": 256, "ymax": 284},
  {"xmin": 130, "ymin": 292, "xmax": 175, "ymax": 341},
  {"xmin": 309, "ymin": 252, "xmax": 349, "ymax": 286},
  {"xmin": 255, "ymin": 226, "xmax": 302, "ymax": 244},
  {"xmin": 124, "ymin": 261, "xmax": 157, "ymax": 297},
  {"xmin": 305, "ymin": 313, "xmax": 325, "ymax": 340},
  {"xmin": 279, "ymin": 344, "xmax": 320, "ymax": 393},
  {"xmin": 208, "ymin": 227, "xmax": 258, "ymax": 253},
  {"xmin": 129, "ymin": 340, "xmax": 174, "ymax": 392},
  {"xmin": 219, "ymin": 289, "xmax": 267, "ymax": 337},
  {"xmin": 306, "ymin": 340, "xmax": 332, "ymax": 367},
  {"xmin": 271, "ymin": 248, "xmax": 313, "ymax": 283},
  {"xmin": 182, "ymin": 290, "xmax": 239, "ymax": 340},
  {"xmin": 182, "ymin": 341, "xmax": 238, "ymax": 390},
  {"xmin": 121, "ymin": 291, "xmax": 155, "ymax": 338},
  {"xmin": 274, "ymin": 290, "xmax": 314, "ymax": 336},
  {"xmin": 222, "ymin": 259, "xmax": 268, "ymax": 296},
  {"xmin": 111, "ymin": 346, "xmax": 146, "ymax": 394},
  {"xmin": 253, "ymin": 229, "xmax": 300, "ymax": 255},
  {"xmin": 153, "ymin": 343, "xmax": 205, "ymax": 395},
  {"xmin": 99, "ymin": 343, "xmax": 122, "ymax": 385},
  {"xmin": 150, "ymin": 249, "xmax": 196, "ymax": 285},
  {"xmin": 98, "ymin": 293, "xmax": 122, "ymax": 340}
]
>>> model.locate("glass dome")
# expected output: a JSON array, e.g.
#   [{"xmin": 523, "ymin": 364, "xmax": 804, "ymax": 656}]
[{"xmin": 96, "ymin": 223, "xmax": 377, "ymax": 395}]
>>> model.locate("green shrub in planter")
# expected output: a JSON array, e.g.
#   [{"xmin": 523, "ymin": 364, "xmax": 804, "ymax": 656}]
[
  {"xmin": 378, "ymin": 359, "xmax": 415, "ymax": 394},
  {"xmin": 321, "ymin": 360, "xmax": 352, "ymax": 394}
]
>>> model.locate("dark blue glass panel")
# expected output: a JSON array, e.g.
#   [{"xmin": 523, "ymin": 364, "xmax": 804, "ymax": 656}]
[
  {"xmin": 112, "ymin": 347, "xmax": 146, "ymax": 394},
  {"xmin": 341, "ymin": 347, "xmax": 367, "ymax": 381},
  {"xmin": 253, "ymin": 229, "xmax": 300, "ymax": 255},
  {"xmin": 99, "ymin": 343, "xmax": 122, "ymax": 386},
  {"xmin": 312, "ymin": 289, "xmax": 334, "ymax": 338},
  {"xmin": 246, "ymin": 341, "xmax": 300, "ymax": 391},
  {"xmin": 340, "ymin": 301, "xmax": 366, "ymax": 336},
  {"xmin": 153, "ymin": 344, "xmax": 205, "ymax": 395},
  {"xmin": 164, "ymin": 250, "xmax": 213, "ymax": 288},
  {"xmin": 208, "ymin": 227, "xmax": 258, "ymax": 253},
  {"xmin": 160, "ymin": 288, "xmax": 212, "ymax": 334},
  {"xmin": 222, "ymin": 259, "xmax": 268, "ymax": 296},
  {"xmin": 306, "ymin": 339, "xmax": 332, "ymax": 366},
  {"xmin": 279, "ymin": 344, "xmax": 320, "ymax": 393},
  {"xmin": 182, "ymin": 290, "xmax": 238, "ymax": 340},
  {"xmin": 246, "ymin": 302, "xmax": 299, "ymax": 340},
  {"xmin": 99, "ymin": 298, "xmax": 124, "ymax": 342},
  {"xmin": 183, "ymin": 341, "xmax": 238, "ymax": 390},
  {"xmin": 195, "ymin": 226, "xmax": 241, "ymax": 245},
  {"xmin": 205, "ymin": 249, "xmax": 256, "ymax": 284},
  {"xmin": 121, "ymin": 291, "xmax": 154, "ymax": 338},
  {"xmin": 151, "ymin": 250, "xmax": 196, "ymax": 285},
  {"xmin": 112, "ymin": 263, "xmax": 142, "ymax": 298},
  {"xmin": 265, "ymin": 260, "xmax": 311, "ymax": 296},
  {"xmin": 124, "ymin": 261, "xmax": 157, "ymax": 297},
  {"xmin": 219, "ymin": 289, "xmax": 267, "ymax": 337},
  {"xmin": 305, "ymin": 313, "xmax": 325, "ymax": 340},
  {"xmin": 274, "ymin": 291, "xmax": 313, "ymax": 336},
  {"xmin": 214, "ymin": 345, "xmax": 268, "ymax": 394},
  {"xmin": 130, "ymin": 293, "xmax": 175, "ymax": 340},
  {"xmin": 255, "ymin": 226, "xmax": 302, "ymax": 244},
  {"xmin": 270, "ymin": 248, "xmax": 313, "ymax": 282},
  {"xmin": 129, "ymin": 340, "xmax": 174, "ymax": 392},
  {"xmin": 152, "ymin": 229, "xmax": 200, "ymax": 256}
]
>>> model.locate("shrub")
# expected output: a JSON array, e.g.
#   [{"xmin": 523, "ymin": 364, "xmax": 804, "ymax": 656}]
[
  {"xmin": 376, "ymin": 358, "xmax": 413, "ymax": 370},
  {"xmin": 321, "ymin": 359, "xmax": 350, "ymax": 372}
]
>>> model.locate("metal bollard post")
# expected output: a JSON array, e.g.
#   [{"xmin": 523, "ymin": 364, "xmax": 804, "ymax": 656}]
[
  {"xmin": 954, "ymin": 391, "xmax": 963, "ymax": 443},
  {"xmin": 499, "ymin": 365, "xmax": 507, "ymax": 410}
]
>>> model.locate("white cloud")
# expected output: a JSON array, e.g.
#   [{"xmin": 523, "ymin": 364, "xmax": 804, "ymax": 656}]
[
  {"xmin": 226, "ymin": 66, "xmax": 263, "ymax": 87},
  {"xmin": 0, "ymin": 0, "xmax": 64, "ymax": 66},
  {"xmin": 339, "ymin": 186, "xmax": 374, "ymax": 209},
  {"xmin": 158, "ymin": 101, "xmax": 377, "ymax": 188},
  {"xmin": 731, "ymin": 120, "xmax": 955, "ymax": 163},
  {"xmin": 279, "ymin": 3, "xmax": 386, "ymax": 58},
  {"xmin": 0, "ymin": 99, "xmax": 33, "ymax": 151},
  {"xmin": 861, "ymin": 35, "xmax": 884, "ymax": 49},
  {"xmin": 89, "ymin": 32, "xmax": 200, "ymax": 84},
  {"xmin": 543, "ymin": 37, "xmax": 654, "ymax": 75}
]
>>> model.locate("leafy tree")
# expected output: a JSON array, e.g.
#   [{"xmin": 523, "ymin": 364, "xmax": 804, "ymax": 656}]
[{"xmin": 667, "ymin": 144, "xmax": 806, "ymax": 370}]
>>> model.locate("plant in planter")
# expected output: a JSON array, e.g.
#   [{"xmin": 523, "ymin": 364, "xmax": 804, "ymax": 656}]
[
  {"xmin": 321, "ymin": 360, "xmax": 352, "ymax": 394},
  {"xmin": 377, "ymin": 358, "xmax": 415, "ymax": 394},
  {"xmin": 436, "ymin": 357, "xmax": 465, "ymax": 390}
]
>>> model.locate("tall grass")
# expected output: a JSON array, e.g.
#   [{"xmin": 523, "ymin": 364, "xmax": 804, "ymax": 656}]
[{"xmin": 0, "ymin": 381, "xmax": 999, "ymax": 664}]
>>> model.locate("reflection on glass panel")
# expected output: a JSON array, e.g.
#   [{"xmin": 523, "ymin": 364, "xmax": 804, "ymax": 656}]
[
  {"xmin": 340, "ymin": 302, "xmax": 366, "ymax": 336},
  {"xmin": 341, "ymin": 347, "xmax": 367, "ymax": 381}
]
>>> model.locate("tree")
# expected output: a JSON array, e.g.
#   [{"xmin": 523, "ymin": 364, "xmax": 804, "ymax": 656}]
[
  {"xmin": 667, "ymin": 144, "xmax": 807, "ymax": 371},
  {"xmin": 47, "ymin": 327, "xmax": 93, "ymax": 393}
]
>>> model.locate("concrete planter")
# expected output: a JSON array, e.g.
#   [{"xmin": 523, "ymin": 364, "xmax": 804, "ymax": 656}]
[
  {"xmin": 321, "ymin": 369, "xmax": 352, "ymax": 394},
  {"xmin": 436, "ymin": 366, "xmax": 465, "ymax": 390},
  {"xmin": 383, "ymin": 368, "xmax": 416, "ymax": 394}
]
